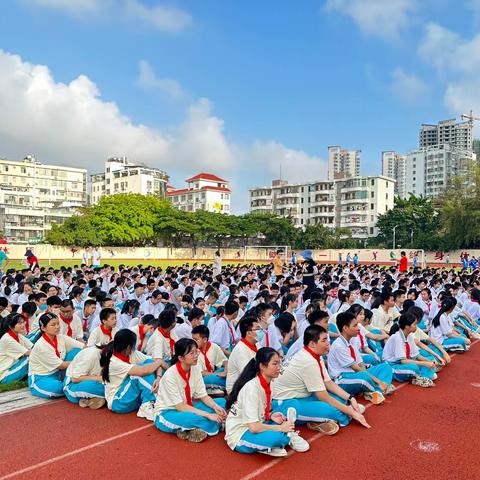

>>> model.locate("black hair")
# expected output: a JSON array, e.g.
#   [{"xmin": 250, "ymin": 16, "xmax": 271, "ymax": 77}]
[
  {"xmin": 389, "ymin": 312, "xmax": 417, "ymax": 335},
  {"xmin": 225, "ymin": 300, "xmax": 240, "ymax": 316},
  {"xmin": 226, "ymin": 347, "xmax": 278, "ymax": 410},
  {"xmin": 188, "ymin": 307, "xmax": 205, "ymax": 323},
  {"xmin": 171, "ymin": 338, "xmax": 197, "ymax": 365},
  {"xmin": 0, "ymin": 313, "xmax": 24, "ymax": 338},
  {"xmin": 336, "ymin": 311, "xmax": 355, "ymax": 333},
  {"xmin": 307, "ymin": 310, "xmax": 329, "ymax": 325},
  {"xmin": 303, "ymin": 324, "xmax": 327, "ymax": 346},
  {"xmin": 121, "ymin": 299, "xmax": 140, "ymax": 315},
  {"xmin": 239, "ymin": 316, "xmax": 257, "ymax": 338},
  {"xmin": 99, "ymin": 307, "xmax": 116, "ymax": 324},
  {"xmin": 159, "ymin": 309, "xmax": 177, "ymax": 329},
  {"xmin": 46, "ymin": 295, "xmax": 62, "ymax": 307},
  {"xmin": 347, "ymin": 303, "xmax": 364, "ymax": 318},
  {"xmin": 431, "ymin": 297, "xmax": 456, "ymax": 328},
  {"xmin": 38, "ymin": 312, "xmax": 58, "ymax": 330},
  {"xmin": 274, "ymin": 312, "xmax": 295, "ymax": 336},
  {"xmin": 280, "ymin": 293, "xmax": 297, "ymax": 312},
  {"xmin": 191, "ymin": 324, "xmax": 209, "ymax": 339},
  {"xmin": 21, "ymin": 301, "xmax": 37, "ymax": 316},
  {"xmin": 140, "ymin": 314, "xmax": 157, "ymax": 326},
  {"xmin": 100, "ymin": 329, "xmax": 137, "ymax": 382}
]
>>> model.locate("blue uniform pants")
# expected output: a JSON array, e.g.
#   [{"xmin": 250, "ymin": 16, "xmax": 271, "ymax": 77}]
[
  {"xmin": 0, "ymin": 356, "xmax": 29, "ymax": 384},
  {"xmin": 336, "ymin": 363, "xmax": 393, "ymax": 395}
]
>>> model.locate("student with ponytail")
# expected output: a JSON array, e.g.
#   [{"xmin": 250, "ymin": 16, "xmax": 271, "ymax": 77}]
[
  {"xmin": 154, "ymin": 338, "xmax": 227, "ymax": 442},
  {"xmin": 382, "ymin": 313, "xmax": 437, "ymax": 388},
  {"xmin": 101, "ymin": 329, "xmax": 163, "ymax": 420},
  {"xmin": 429, "ymin": 297, "xmax": 471, "ymax": 352},
  {"xmin": 117, "ymin": 300, "xmax": 141, "ymax": 329},
  {"xmin": 348, "ymin": 304, "xmax": 381, "ymax": 366},
  {"xmin": 28, "ymin": 312, "xmax": 83, "ymax": 398},
  {"xmin": 0, "ymin": 313, "xmax": 33, "ymax": 384},
  {"xmin": 225, "ymin": 347, "xmax": 310, "ymax": 457}
]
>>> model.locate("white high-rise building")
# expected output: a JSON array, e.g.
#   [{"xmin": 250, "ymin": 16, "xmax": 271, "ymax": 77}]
[
  {"xmin": 404, "ymin": 145, "xmax": 475, "ymax": 198},
  {"xmin": 0, "ymin": 155, "xmax": 87, "ymax": 242},
  {"xmin": 382, "ymin": 151, "xmax": 406, "ymax": 198},
  {"xmin": 419, "ymin": 118, "xmax": 473, "ymax": 151},
  {"xmin": 91, "ymin": 157, "xmax": 169, "ymax": 204},
  {"xmin": 167, "ymin": 173, "xmax": 231, "ymax": 213},
  {"xmin": 249, "ymin": 175, "xmax": 394, "ymax": 238},
  {"xmin": 328, "ymin": 146, "xmax": 361, "ymax": 180}
]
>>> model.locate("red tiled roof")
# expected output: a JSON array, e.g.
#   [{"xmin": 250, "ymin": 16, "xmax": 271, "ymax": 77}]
[
  {"xmin": 185, "ymin": 173, "xmax": 228, "ymax": 183},
  {"xmin": 167, "ymin": 185, "xmax": 231, "ymax": 196}
]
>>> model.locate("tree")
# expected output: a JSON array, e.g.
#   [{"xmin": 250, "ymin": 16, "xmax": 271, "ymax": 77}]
[
  {"xmin": 46, "ymin": 215, "xmax": 103, "ymax": 247},
  {"xmin": 374, "ymin": 195, "xmax": 441, "ymax": 249}
]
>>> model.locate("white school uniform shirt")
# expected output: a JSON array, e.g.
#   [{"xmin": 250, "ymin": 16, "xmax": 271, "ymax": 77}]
[
  {"xmin": 104, "ymin": 350, "xmax": 149, "ymax": 409},
  {"xmin": 296, "ymin": 299, "xmax": 311, "ymax": 326},
  {"xmin": 58, "ymin": 315, "xmax": 84, "ymax": 341},
  {"xmin": 173, "ymin": 321, "xmax": 192, "ymax": 340},
  {"xmin": 225, "ymin": 376, "xmax": 269, "ymax": 450},
  {"xmin": 210, "ymin": 317, "xmax": 236, "ymax": 350},
  {"xmin": 145, "ymin": 328, "xmax": 178, "ymax": 361},
  {"xmin": 429, "ymin": 313, "xmax": 454, "ymax": 344},
  {"xmin": 129, "ymin": 324, "xmax": 149, "ymax": 353},
  {"xmin": 87, "ymin": 326, "xmax": 118, "ymax": 347},
  {"xmin": 117, "ymin": 313, "xmax": 138, "ymax": 330},
  {"xmin": 327, "ymin": 335, "xmax": 363, "ymax": 379},
  {"xmin": 226, "ymin": 340, "xmax": 257, "ymax": 394},
  {"xmin": 154, "ymin": 364, "xmax": 207, "ymax": 415},
  {"xmin": 259, "ymin": 323, "xmax": 282, "ymax": 352},
  {"xmin": 370, "ymin": 307, "xmax": 395, "ymax": 333},
  {"xmin": 197, "ymin": 342, "xmax": 227, "ymax": 372},
  {"xmin": 0, "ymin": 333, "xmax": 32, "ymax": 381},
  {"xmin": 350, "ymin": 323, "xmax": 370, "ymax": 352},
  {"xmin": 73, "ymin": 310, "xmax": 93, "ymax": 333},
  {"xmin": 382, "ymin": 330, "xmax": 419, "ymax": 363},
  {"xmin": 128, "ymin": 292, "xmax": 147, "ymax": 303},
  {"xmin": 65, "ymin": 346, "xmax": 102, "ymax": 379},
  {"xmin": 28, "ymin": 334, "xmax": 84, "ymax": 375},
  {"xmin": 14, "ymin": 293, "xmax": 30, "ymax": 305},
  {"xmin": 273, "ymin": 348, "xmax": 331, "ymax": 400},
  {"xmin": 140, "ymin": 299, "xmax": 164, "ymax": 317},
  {"xmin": 462, "ymin": 299, "xmax": 480, "ymax": 322}
]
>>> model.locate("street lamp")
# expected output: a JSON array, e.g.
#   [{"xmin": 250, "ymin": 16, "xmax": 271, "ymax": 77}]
[{"xmin": 393, "ymin": 224, "xmax": 400, "ymax": 250}]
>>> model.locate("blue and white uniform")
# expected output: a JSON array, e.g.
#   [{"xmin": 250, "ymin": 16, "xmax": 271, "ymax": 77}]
[
  {"xmin": 0, "ymin": 331, "xmax": 32, "ymax": 384},
  {"xmin": 429, "ymin": 313, "xmax": 468, "ymax": 351}
]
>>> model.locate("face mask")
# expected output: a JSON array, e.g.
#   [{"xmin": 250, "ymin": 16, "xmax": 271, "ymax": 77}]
[
  {"xmin": 39, "ymin": 304, "xmax": 48, "ymax": 311},
  {"xmin": 256, "ymin": 329, "xmax": 266, "ymax": 343}
]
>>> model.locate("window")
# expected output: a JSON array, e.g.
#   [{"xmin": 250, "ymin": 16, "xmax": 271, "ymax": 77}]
[
  {"xmin": 371, "ymin": 179, "xmax": 374, "ymax": 186},
  {"xmin": 370, "ymin": 192, "xmax": 374, "ymax": 198},
  {"xmin": 386, "ymin": 193, "xmax": 388, "ymax": 199}
]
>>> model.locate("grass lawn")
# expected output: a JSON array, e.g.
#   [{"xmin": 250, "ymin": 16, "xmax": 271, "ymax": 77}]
[
  {"xmin": 0, "ymin": 379, "xmax": 28, "ymax": 394},
  {"xmin": 4, "ymin": 259, "xmax": 267, "ymax": 270}
]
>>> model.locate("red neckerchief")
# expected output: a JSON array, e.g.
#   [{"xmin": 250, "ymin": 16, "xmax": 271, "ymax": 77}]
[
  {"xmin": 59, "ymin": 314, "xmax": 73, "ymax": 337},
  {"xmin": 257, "ymin": 374, "xmax": 272, "ymax": 421},
  {"xmin": 405, "ymin": 340, "xmax": 411, "ymax": 359},
  {"xmin": 138, "ymin": 324, "xmax": 146, "ymax": 351},
  {"xmin": 113, "ymin": 352, "xmax": 130, "ymax": 363},
  {"xmin": 82, "ymin": 311, "xmax": 90, "ymax": 332},
  {"xmin": 304, "ymin": 346, "xmax": 325, "ymax": 380},
  {"xmin": 200, "ymin": 342, "xmax": 214, "ymax": 372},
  {"xmin": 348, "ymin": 344, "xmax": 357, "ymax": 361},
  {"xmin": 42, "ymin": 333, "xmax": 60, "ymax": 358},
  {"xmin": 7, "ymin": 329, "xmax": 20, "ymax": 343},
  {"xmin": 21, "ymin": 313, "xmax": 30, "ymax": 335},
  {"xmin": 223, "ymin": 318, "xmax": 236, "ymax": 345},
  {"xmin": 158, "ymin": 328, "xmax": 175, "ymax": 354},
  {"xmin": 100, "ymin": 324, "xmax": 113, "ymax": 341},
  {"xmin": 240, "ymin": 338, "xmax": 258, "ymax": 353},
  {"xmin": 265, "ymin": 331, "xmax": 270, "ymax": 347},
  {"xmin": 176, "ymin": 362, "xmax": 192, "ymax": 406},
  {"xmin": 358, "ymin": 330, "xmax": 365, "ymax": 350}
]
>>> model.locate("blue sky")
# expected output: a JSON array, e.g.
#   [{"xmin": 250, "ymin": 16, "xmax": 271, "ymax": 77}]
[{"xmin": 0, "ymin": 0, "xmax": 479, "ymax": 212}]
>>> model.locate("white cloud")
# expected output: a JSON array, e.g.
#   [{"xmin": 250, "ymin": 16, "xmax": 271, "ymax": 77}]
[
  {"xmin": 391, "ymin": 67, "xmax": 427, "ymax": 103},
  {"xmin": 250, "ymin": 141, "xmax": 328, "ymax": 184},
  {"xmin": 124, "ymin": 0, "xmax": 192, "ymax": 33},
  {"xmin": 325, "ymin": 0, "xmax": 416, "ymax": 39},
  {"xmin": 417, "ymin": 23, "xmax": 480, "ymax": 117},
  {"xmin": 137, "ymin": 60, "xmax": 186, "ymax": 100},
  {"xmin": 0, "ymin": 48, "xmax": 328, "ymax": 213},
  {"xmin": 22, "ymin": 0, "xmax": 192, "ymax": 32}
]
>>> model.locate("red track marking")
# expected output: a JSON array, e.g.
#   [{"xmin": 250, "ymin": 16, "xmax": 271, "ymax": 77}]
[{"xmin": 1, "ymin": 343, "xmax": 478, "ymax": 480}]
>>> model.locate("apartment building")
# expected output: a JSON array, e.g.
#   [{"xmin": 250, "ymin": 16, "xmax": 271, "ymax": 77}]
[
  {"xmin": 167, "ymin": 173, "xmax": 231, "ymax": 213},
  {"xmin": 419, "ymin": 118, "xmax": 473, "ymax": 150},
  {"xmin": 91, "ymin": 157, "xmax": 169, "ymax": 204},
  {"xmin": 382, "ymin": 151, "xmax": 406, "ymax": 198},
  {"xmin": 328, "ymin": 146, "xmax": 361, "ymax": 180},
  {"xmin": 0, "ymin": 155, "xmax": 87, "ymax": 242},
  {"xmin": 250, "ymin": 175, "xmax": 394, "ymax": 238}
]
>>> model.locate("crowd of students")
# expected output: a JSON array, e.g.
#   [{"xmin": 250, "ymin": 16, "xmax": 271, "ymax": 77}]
[{"xmin": 0, "ymin": 258, "xmax": 478, "ymax": 457}]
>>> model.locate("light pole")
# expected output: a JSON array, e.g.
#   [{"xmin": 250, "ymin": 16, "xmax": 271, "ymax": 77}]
[{"xmin": 393, "ymin": 224, "xmax": 400, "ymax": 250}]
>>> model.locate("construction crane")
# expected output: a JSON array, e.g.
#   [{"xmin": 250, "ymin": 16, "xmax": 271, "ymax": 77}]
[{"xmin": 461, "ymin": 110, "xmax": 480, "ymax": 128}]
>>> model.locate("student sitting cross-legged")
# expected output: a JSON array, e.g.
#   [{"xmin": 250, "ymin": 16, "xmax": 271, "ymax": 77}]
[
  {"xmin": 272, "ymin": 325, "xmax": 370, "ymax": 435},
  {"xmin": 328, "ymin": 312, "xmax": 395, "ymax": 405},
  {"xmin": 225, "ymin": 347, "xmax": 310, "ymax": 457}
]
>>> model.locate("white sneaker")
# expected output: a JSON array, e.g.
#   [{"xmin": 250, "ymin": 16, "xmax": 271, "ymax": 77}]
[
  {"xmin": 137, "ymin": 401, "xmax": 155, "ymax": 421},
  {"xmin": 432, "ymin": 373, "xmax": 438, "ymax": 380},
  {"xmin": 286, "ymin": 407, "xmax": 297, "ymax": 424},
  {"xmin": 289, "ymin": 432, "xmax": 310, "ymax": 452},
  {"xmin": 260, "ymin": 448, "xmax": 288, "ymax": 457}
]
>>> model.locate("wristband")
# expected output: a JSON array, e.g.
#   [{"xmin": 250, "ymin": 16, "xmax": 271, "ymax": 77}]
[{"xmin": 346, "ymin": 394, "xmax": 354, "ymax": 405}]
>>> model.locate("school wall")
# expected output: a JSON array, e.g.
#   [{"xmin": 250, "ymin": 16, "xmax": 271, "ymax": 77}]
[{"xmin": 1, "ymin": 244, "xmax": 470, "ymax": 266}]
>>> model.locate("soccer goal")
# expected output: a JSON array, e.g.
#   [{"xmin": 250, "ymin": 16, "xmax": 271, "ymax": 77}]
[{"xmin": 243, "ymin": 245, "xmax": 291, "ymax": 263}]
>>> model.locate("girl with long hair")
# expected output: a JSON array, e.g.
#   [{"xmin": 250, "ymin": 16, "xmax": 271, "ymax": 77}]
[
  {"xmin": 154, "ymin": 338, "xmax": 227, "ymax": 442},
  {"xmin": 225, "ymin": 347, "xmax": 309, "ymax": 457}
]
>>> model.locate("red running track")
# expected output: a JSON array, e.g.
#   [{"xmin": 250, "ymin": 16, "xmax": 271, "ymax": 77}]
[{"xmin": 1, "ymin": 343, "xmax": 479, "ymax": 480}]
